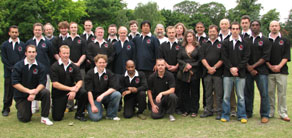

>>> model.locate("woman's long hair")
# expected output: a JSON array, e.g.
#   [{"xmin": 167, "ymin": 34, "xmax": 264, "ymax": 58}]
[{"xmin": 182, "ymin": 29, "xmax": 199, "ymax": 47}]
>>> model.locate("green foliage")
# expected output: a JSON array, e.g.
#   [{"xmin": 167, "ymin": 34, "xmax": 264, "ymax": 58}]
[
  {"xmin": 227, "ymin": 0, "xmax": 262, "ymax": 22},
  {"xmin": 198, "ymin": 2, "xmax": 226, "ymax": 27},
  {"xmin": 283, "ymin": 9, "xmax": 292, "ymax": 43},
  {"xmin": 161, "ymin": 9, "xmax": 190, "ymax": 27},
  {"xmin": 260, "ymin": 9, "xmax": 280, "ymax": 36},
  {"xmin": 133, "ymin": 2, "xmax": 165, "ymax": 32},
  {"xmin": 173, "ymin": 0, "xmax": 199, "ymax": 16}
]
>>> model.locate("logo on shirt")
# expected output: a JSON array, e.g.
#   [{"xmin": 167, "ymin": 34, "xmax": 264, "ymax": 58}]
[
  {"xmin": 239, "ymin": 45, "xmax": 243, "ymax": 50},
  {"xmin": 279, "ymin": 40, "xmax": 284, "ymax": 46},
  {"xmin": 42, "ymin": 43, "xmax": 46, "ymax": 48},
  {"xmin": 217, "ymin": 44, "xmax": 222, "ymax": 48},
  {"xmin": 175, "ymin": 45, "xmax": 180, "ymax": 51},
  {"xmin": 127, "ymin": 45, "xmax": 131, "ymax": 50},
  {"xmin": 103, "ymin": 74, "xmax": 108, "ymax": 80},
  {"xmin": 18, "ymin": 46, "xmax": 22, "ymax": 52},
  {"xmin": 104, "ymin": 43, "xmax": 108, "ymax": 48},
  {"xmin": 203, "ymin": 39, "xmax": 207, "ymax": 43},
  {"xmin": 135, "ymin": 78, "xmax": 140, "ymax": 84},
  {"xmin": 112, "ymin": 42, "xmax": 116, "ymax": 45},
  {"xmin": 91, "ymin": 37, "xmax": 95, "ymax": 41},
  {"xmin": 258, "ymin": 40, "xmax": 263, "ymax": 46},
  {"xmin": 33, "ymin": 68, "xmax": 38, "ymax": 75},
  {"xmin": 165, "ymin": 81, "xmax": 168, "ymax": 85},
  {"xmin": 77, "ymin": 39, "xmax": 81, "ymax": 44},
  {"xmin": 68, "ymin": 67, "xmax": 73, "ymax": 73},
  {"xmin": 147, "ymin": 39, "xmax": 151, "ymax": 44}
]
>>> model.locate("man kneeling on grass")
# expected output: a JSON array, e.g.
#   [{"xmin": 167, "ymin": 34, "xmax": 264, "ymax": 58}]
[
  {"xmin": 147, "ymin": 58, "xmax": 178, "ymax": 121},
  {"xmin": 85, "ymin": 54, "xmax": 121, "ymax": 121},
  {"xmin": 12, "ymin": 45, "xmax": 53, "ymax": 125}
]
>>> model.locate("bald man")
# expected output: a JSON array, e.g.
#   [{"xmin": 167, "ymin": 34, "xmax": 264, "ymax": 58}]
[
  {"xmin": 267, "ymin": 21, "xmax": 291, "ymax": 122},
  {"xmin": 219, "ymin": 19, "xmax": 231, "ymax": 42}
]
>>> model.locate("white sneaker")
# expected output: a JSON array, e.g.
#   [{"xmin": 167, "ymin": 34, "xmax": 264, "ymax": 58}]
[
  {"xmin": 31, "ymin": 108, "xmax": 36, "ymax": 114},
  {"xmin": 41, "ymin": 117, "xmax": 53, "ymax": 126},
  {"xmin": 169, "ymin": 115, "xmax": 176, "ymax": 122},
  {"xmin": 106, "ymin": 117, "xmax": 120, "ymax": 121}
]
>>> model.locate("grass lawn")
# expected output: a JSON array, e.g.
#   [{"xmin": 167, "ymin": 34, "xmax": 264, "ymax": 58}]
[{"xmin": 1, "ymin": 56, "xmax": 292, "ymax": 138}]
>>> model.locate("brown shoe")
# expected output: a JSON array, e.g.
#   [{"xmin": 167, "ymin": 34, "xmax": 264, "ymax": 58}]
[
  {"xmin": 281, "ymin": 117, "xmax": 290, "ymax": 122},
  {"xmin": 137, "ymin": 114, "xmax": 147, "ymax": 120},
  {"xmin": 261, "ymin": 117, "xmax": 269, "ymax": 123}
]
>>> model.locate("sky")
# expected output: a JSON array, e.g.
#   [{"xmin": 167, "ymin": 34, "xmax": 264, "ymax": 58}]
[{"xmin": 123, "ymin": 0, "xmax": 291, "ymax": 23}]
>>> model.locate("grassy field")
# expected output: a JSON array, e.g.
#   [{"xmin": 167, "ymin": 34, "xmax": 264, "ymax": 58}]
[{"xmin": 0, "ymin": 58, "xmax": 292, "ymax": 138}]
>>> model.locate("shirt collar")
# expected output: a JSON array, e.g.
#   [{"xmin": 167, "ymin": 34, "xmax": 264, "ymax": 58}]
[
  {"xmin": 24, "ymin": 58, "xmax": 38, "ymax": 66},
  {"xmin": 229, "ymin": 35, "xmax": 242, "ymax": 42},
  {"xmin": 94, "ymin": 67, "xmax": 106, "ymax": 74},
  {"xmin": 250, "ymin": 32, "xmax": 263, "ymax": 39},
  {"xmin": 59, "ymin": 33, "xmax": 70, "ymax": 38},
  {"xmin": 268, "ymin": 32, "xmax": 282, "ymax": 39},
  {"xmin": 219, "ymin": 30, "xmax": 231, "ymax": 36},
  {"xmin": 196, "ymin": 32, "xmax": 207, "ymax": 38},
  {"xmin": 58, "ymin": 58, "xmax": 72, "ymax": 66},
  {"xmin": 83, "ymin": 31, "xmax": 94, "ymax": 36},
  {"xmin": 8, "ymin": 37, "xmax": 20, "ymax": 43},
  {"xmin": 33, "ymin": 36, "xmax": 46, "ymax": 41},
  {"xmin": 128, "ymin": 32, "xmax": 140, "ymax": 37},
  {"xmin": 94, "ymin": 39, "xmax": 107, "ymax": 45},
  {"xmin": 108, "ymin": 36, "xmax": 118, "ymax": 41},
  {"xmin": 207, "ymin": 37, "xmax": 221, "ymax": 43},
  {"xmin": 241, "ymin": 29, "xmax": 252, "ymax": 35},
  {"xmin": 119, "ymin": 37, "xmax": 129, "ymax": 43},
  {"xmin": 166, "ymin": 38, "xmax": 178, "ymax": 44},
  {"xmin": 68, "ymin": 34, "xmax": 80, "ymax": 39},
  {"xmin": 141, "ymin": 32, "xmax": 152, "ymax": 38},
  {"xmin": 124, "ymin": 70, "xmax": 139, "ymax": 77}
]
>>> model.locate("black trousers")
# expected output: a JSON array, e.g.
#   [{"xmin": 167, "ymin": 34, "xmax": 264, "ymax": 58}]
[
  {"xmin": 179, "ymin": 78, "xmax": 200, "ymax": 114},
  {"xmin": 123, "ymin": 91, "xmax": 146, "ymax": 118},
  {"xmin": 151, "ymin": 93, "xmax": 178, "ymax": 119},
  {"xmin": 203, "ymin": 75, "xmax": 223, "ymax": 114},
  {"xmin": 15, "ymin": 89, "xmax": 51, "ymax": 122},
  {"xmin": 52, "ymin": 88, "xmax": 88, "ymax": 121},
  {"xmin": 2, "ymin": 77, "xmax": 14, "ymax": 113}
]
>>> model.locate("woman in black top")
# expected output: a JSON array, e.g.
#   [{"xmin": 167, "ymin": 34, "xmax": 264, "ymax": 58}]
[{"xmin": 177, "ymin": 30, "xmax": 201, "ymax": 117}]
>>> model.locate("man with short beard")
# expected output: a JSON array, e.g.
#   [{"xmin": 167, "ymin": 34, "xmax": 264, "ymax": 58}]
[
  {"xmin": 44, "ymin": 23, "xmax": 55, "ymax": 42},
  {"xmin": 107, "ymin": 24, "xmax": 118, "ymax": 45},
  {"xmin": 154, "ymin": 24, "xmax": 168, "ymax": 44}
]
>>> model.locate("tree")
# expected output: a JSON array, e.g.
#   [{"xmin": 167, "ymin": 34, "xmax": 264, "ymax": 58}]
[
  {"xmin": 160, "ymin": 9, "xmax": 190, "ymax": 27},
  {"xmin": 284, "ymin": 9, "xmax": 292, "ymax": 43},
  {"xmin": 173, "ymin": 0, "xmax": 199, "ymax": 17},
  {"xmin": 227, "ymin": 0, "xmax": 262, "ymax": 22},
  {"xmin": 260, "ymin": 9, "xmax": 280, "ymax": 36},
  {"xmin": 198, "ymin": 2, "xmax": 226, "ymax": 26},
  {"xmin": 133, "ymin": 2, "xmax": 165, "ymax": 32}
]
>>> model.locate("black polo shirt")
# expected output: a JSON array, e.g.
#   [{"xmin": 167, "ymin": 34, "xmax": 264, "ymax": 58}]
[
  {"xmin": 106, "ymin": 37, "xmax": 118, "ymax": 46},
  {"xmin": 196, "ymin": 33, "xmax": 208, "ymax": 46},
  {"xmin": 246, "ymin": 33, "xmax": 271, "ymax": 75},
  {"xmin": 52, "ymin": 34, "xmax": 70, "ymax": 55},
  {"xmin": 81, "ymin": 32, "xmax": 95, "ymax": 45},
  {"xmin": 148, "ymin": 71, "xmax": 175, "ymax": 99},
  {"xmin": 132, "ymin": 33, "xmax": 160, "ymax": 71},
  {"xmin": 219, "ymin": 31, "xmax": 231, "ymax": 42},
  {"xmin": 268, "ymin": 34, "xmax": 291, "ymax": 74},
  {"xmin": 159, "ymin": 40, "xmax": 181, "ymax": 66},
  {"xmin": 200, "ymin": 39, "xmax": 223, "ymax": 77},
  {"xmin": 85, "ymin": 67, "xmax": 118, "ymax": 99},
  {"xmin": 12, "ymin": 59, "xmax": 47, "ymax": 99},
  {"xmin": 50, "ymin": 60, "xmax": 82, "ymax": 98},
  {"xmin": 1, "ymin": 38, "xmax": 25, "ymax": 77},
  {"xmin": 62, "ymin": 35, "xmax": 87, "ymax": 64},
  {"xmin": 222, "ymin": 37, "xmax": 250, "ymax": 78},
  {"xmin": 86, "ymin": 39, "xmax": 115, "ymax": 68},
  {"xmin": 128, "ymin": 33, "xmax": 140, "ymax": 41},
  {"xmin": 120, "ymin": 70, "xmax": 148, "ymax": 92},
  {"xmin": 25, "ymin": 37, "xmax": 54, "ymax": 73},
  {"xmin": 113, "ymin": 39, "xmax": 135, "ymax": 75}
]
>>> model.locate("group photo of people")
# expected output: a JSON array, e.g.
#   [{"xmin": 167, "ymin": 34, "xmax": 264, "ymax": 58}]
[{"xmin": 1, "ymin": 14, "xmax": 291, "ymax": 127}]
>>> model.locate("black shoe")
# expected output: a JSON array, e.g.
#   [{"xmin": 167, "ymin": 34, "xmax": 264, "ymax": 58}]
[
  {"xmin": 216, "ymin": 114, "xmax": 221, "ymax": 120},
  {"xmin": 200, "ymin": 112, "xmax": 213, "ymax": 118},
  {"xmin": 247, "ymin": 114, "xmax": 253, "ymax": 118},
  {"xmin": 175, "ymin": 110, "xmax": 182, "ymax": 115},
  {"xmin": 75, "ymin": 115, "xmax": 87, "ymax": 121},
  {"xmin": 2, "ymin": 111, "xmax": 9, "ymax": 117}
]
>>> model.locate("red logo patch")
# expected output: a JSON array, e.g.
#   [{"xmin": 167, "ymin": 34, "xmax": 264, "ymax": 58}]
[
  {"xmin": 104, "ymin": 43, "xmax": 108, "ymax": 48},
  {"xmin": 127, "ymin": 45, "xmax": 131, "ymax": 50},
  {"xmin": 33, "ymin": 68, "xmax": 38, "ymax": 74},
  {"xmin": 217, "ymin": 44, "xmax": 222, "ymax": 48},
  {"xmin": 68, "ymin": 67, "xmax": 73, "ymax": 72},
  {"xmin": 135, "ymin": 78, "xmax": 140, "ymax": 84},
  {"xmin": 18, "ymin": 46, "xmax": 22, "ymax": 52},
  {"xmin": 91, "ymin": 37, "xmax": 95, "ymax": 41},
  {"xmin": 175, "ymin": 45, "xmax": 180, "ymax": 50},
  {"xmin": 77, "ymin": 39, "xmax": 81, "ymax": 44},
  {"xmin": 42, "ymin": 43, "xmax": 46, "ymax": 48},
  {"xmin": 147, "ymin": 39, "xmax": 151, "ymax": 44},
  {"xmin": 239, "ymin": 45, "xmax": 243, "ymax": 50},
  {"xmin": 103, "ymin": 75, "xmax": 108, "ymax": 80},
  {"xmin": 279, "ymin": 40, "xmax": 284, "ymax": 46},
  {"xmin": 258, "ymin": 41, "xmax": 263, "ymax": 46},
  {"xmin": 203, "ymin": 39, "xmax": 207, "ymax": 43}
]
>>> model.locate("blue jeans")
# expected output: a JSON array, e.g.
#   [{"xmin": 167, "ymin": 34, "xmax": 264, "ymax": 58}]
[
  {"xmin": 245, "ymin": 74, "xmax": 270, "ymax": 118},
  {"xmin": 87, "ymin": 91, "xmax": 121, "ymax": 121},
  {"xmin": 222, "ymin": 77, "xmax": 247, "ymax": 121}
]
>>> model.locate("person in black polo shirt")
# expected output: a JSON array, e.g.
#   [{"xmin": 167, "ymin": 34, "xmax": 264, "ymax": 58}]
[
  {"xmin": 199, "ymin": 25, "xmax": 223, "ymax": 120},
  {"xmin": 82, "ymin": 20, "xmax": 95, "ymax": 44},
  {"xmin": 128, "ymin": 20, "xmax": 140, "ymax": 41},
  {"xmin": 219, "ymin": 19, "xmax": 231, "ymax": 42},
  {"xmin": 1, "ymin": 25, "xmax": 25, "ymax": 116},
  {"xmin": 221, "ymin": 22, "xmax": 250, "ymax": 123},
  {"xmin": 52, "ymin": 21, "xmax": 70, "ymax": 62},
  {"xmin": 87, "ymin": 26, "xmax": 115, "ymax": 70},
  {"xmin": 113, "ymin": 26, "xmax": 135, "ymax": 75},
  {"xmin": 107, "ymin": 24, "xmax": 118, "ymax": 45},
  {"xmin": 25, "ymin": 22, "xmax": 54, "ymax": 114},
  {"xmin": 132, "ymin": 20, "xmax": 160, "ymax": 79},
  {"xmin": 121, "ymin": 60, "xmax": 147, "ymax": 119},
  {"xmin": 245, "ymin": 20, "xmax": 271, "ymax": 123},
  {"xmin": 85, "ymin": 54, "xmax": 121, "ymax": 121},
  {"xmin": 195, "ymin": 22, "xmax": 208, "ymax": 45},
  {"xmin": 44, "ymin": 23, "xmax": 55, "ymax": 42},
  {"xmin": 148, "ymin": 59, "xmax": 177, "ymax": 121},
  {"xmin": 50, "ymin": 45, "xmax": 88, "ymax": 121},
  {"xmin": 267, "ymin": 21, "xmax": 291, "ymax": 122},
  {"xmin": 240, "ymin": 15, "xmax": 251, "ymax": 39},
  {"xmin": 11, "ymin": 45, "xmax": 53, "ymax": 125}
]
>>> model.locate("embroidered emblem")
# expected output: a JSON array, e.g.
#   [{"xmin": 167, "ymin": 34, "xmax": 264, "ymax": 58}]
[
  {"xmin": 127, "ymin": 45, "xmax": 131, "ymax": 50},
  {"xmin": 175, "ymin": 45, "xmax": 180, "ymax": 50},
  {"xmin": 68, "ymin": 67, "xmax": 73, "ymax": 72},
  {"xmin": 147, "ymin": 39, "xmax": 151, "ymax": 44},
  {"xmin": 18, "ymin": 46, "xmax": 22, "ymax": 52},
  {"xmin": 258, "ymin": 40, "xmax": 263, "ymax": 46},
  {"xmin": 217, "ymin": 44, "xmax": 222, "ymax": 48},
  {"xmin": 77, "ymin": 39, "xmax": 81, "ymax": 44},
  {"xmin": 33, "ymin": 68, "xmax": 38, "ymax": 74},
  {"xmin": 135, "ymin": 78, "xmax": 140, "ymax": 84},
  {"xmin": 104, "ymin": 75, "xmax": 108, "ymax": 80},
  {"xmin": 42, "ymin": 43, "xmax": 46, "ymax": 48},
  {"xmin": 104, "ymin": 43, "xmax": 108, "ymax": 48},
  {"xmin": 239, "ymin": 45, "xmax": 243, "ymax": 50},
  {"xmin": 279, "ymin": 40, "xmax": 284, "ymax": 46}
]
